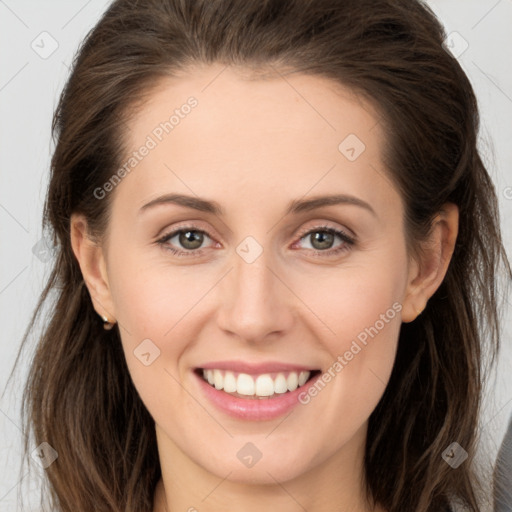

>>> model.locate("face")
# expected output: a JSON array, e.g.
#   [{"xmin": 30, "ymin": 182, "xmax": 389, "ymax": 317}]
[{"xmin": 92, "ymin": 64, "xmax": 413, "ymax": 484}]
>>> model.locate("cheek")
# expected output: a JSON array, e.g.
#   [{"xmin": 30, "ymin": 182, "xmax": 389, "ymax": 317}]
[
  {"xmin": 290, "ymin": 254, "xmax": 405, "ymax": 427},
  {"xmin": 108, "ymin": 247, "xmax": 203, "ymax": 339},
  {"xmin": 107, "ymin": 253, "xmax": 213, "ymax": 398},
  {"xmin": 294, "ymin": 255, "xmax": 406, "ymax": 356},
  {"xmin": 109, "ymin": 262, "xmax": 196, "ymax": 427}
]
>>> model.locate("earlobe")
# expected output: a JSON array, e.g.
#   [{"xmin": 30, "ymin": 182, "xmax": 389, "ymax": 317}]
[
  {"xmin": 69, "ymin": 214, "xmax": 116, "ymax": 323},
  {"xmin": 401, "ymin": 203, "xmax": 459, "ymax": 323}
]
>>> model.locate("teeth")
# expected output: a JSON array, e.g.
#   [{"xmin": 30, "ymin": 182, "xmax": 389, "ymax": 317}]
[
  {"xmin": 237, "ymin": 373, "xmax": 255, "ymax": 395},
  {"xmin": 223, "ymin": 371, "xmax": 237, "ymax": 393},
  {"xmin": 274, "ymin": 373, "xmax": 288, "ymax": 393},
  {"xmin": 287, "ymin": 372, "xmax": 298, "ymax": 391},
  {"xmin": 213, "ymin": 369, "xmax": 223, "ymax": 390},
  {"xmin": 298, "ymin": 371, "xmax": 309, "ymax": 386},
  {"xmin": 255, "ymin": 374, "xmax": 274, "ymax": 396},
  {"xmin": 201, "ymin": 369, "xmax": 312, "ymax": 397}
]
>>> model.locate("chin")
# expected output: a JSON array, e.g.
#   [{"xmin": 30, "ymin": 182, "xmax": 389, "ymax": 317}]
[{"xmin": 197, "ymin": 450, "xmax": 316, "ymax": 485}]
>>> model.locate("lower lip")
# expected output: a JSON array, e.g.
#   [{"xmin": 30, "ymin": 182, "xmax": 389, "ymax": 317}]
[{"xmin": 194, "ymin": 370, "xmax": 322, "ymax": 421}]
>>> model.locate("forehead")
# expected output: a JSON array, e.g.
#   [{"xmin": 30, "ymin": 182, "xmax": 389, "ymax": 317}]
[
  {"xmin": 125, "ymin": 63, "xmax": 382, "ymax": 149},
  {"xmin": 114, "ymin": 64, "xmax": 397, "ymax": 218}
]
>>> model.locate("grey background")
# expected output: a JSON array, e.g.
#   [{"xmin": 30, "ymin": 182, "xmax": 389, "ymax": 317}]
[{"xmin": 0, "ymin": 0, "xmax": 511, "ymax": 510}]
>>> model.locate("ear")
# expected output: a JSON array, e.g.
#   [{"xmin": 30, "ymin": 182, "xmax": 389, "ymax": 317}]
[
  {"xmin": 401, "ymin": 203, "xmax": 459, "ymax": 323},
  {"xmin": 69, "ymin": 213, "xmax": 116, "ymax": 323}
]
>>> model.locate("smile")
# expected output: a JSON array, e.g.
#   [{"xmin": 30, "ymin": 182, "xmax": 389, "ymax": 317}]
[{"xmin": 198, "ymin": 368, "xmax": 321, "ymax": 399}]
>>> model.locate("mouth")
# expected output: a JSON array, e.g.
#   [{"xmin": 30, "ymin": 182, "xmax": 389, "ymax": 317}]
[{"xmin": 194, "ymin": 368, "xmax": 322, "ymax": 400}]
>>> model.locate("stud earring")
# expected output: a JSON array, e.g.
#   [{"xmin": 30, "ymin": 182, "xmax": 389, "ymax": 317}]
[{"xmin": 101, "ymin": 314, "xmax": 116, "ymax": 330}]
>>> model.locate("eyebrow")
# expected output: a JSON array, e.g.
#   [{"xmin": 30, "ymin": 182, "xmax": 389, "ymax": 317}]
[{"xmin": 138, "ymin": 193, "xmax": 376, "ymax": 217}]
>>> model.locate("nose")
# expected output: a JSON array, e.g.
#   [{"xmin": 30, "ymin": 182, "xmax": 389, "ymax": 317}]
[{"xmin": 215, "ymin": 245, "xmax": 294, "ymax": 345}]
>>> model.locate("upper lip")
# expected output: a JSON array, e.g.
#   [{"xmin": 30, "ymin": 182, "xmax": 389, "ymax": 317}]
[{"xmin": 197, "ymin": 360, "xmax": 319, "ymax": 374}]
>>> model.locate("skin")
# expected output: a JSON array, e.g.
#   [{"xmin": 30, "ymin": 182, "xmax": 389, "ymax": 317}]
[{"xmin": 70, "ymin": 63, "xmax": 458, "ymax": 512}]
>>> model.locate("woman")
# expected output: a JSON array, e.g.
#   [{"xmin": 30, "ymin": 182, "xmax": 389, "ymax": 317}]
[{"xmin": 12, "ymin": 0, "xmax": 511, "ymax": 510}]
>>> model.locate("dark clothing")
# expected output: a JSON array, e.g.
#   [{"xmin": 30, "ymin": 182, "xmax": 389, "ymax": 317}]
[{"xmin": 494, "ymin": 413, "xmax": 512, "ymax": 511}]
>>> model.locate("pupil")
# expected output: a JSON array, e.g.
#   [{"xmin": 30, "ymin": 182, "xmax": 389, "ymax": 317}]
[
  {"xmin": 312, "ymin": 231, "xmax": 333, "ymax": 250},
  {"xmin": 180, "ymin": 230, "xmax": 203, "ymax": 250}
]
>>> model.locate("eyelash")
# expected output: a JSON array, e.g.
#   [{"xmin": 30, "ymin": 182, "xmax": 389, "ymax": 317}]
[{"xmin": 155, "ymin": 223, "xmax": 355, "ymax": 259}]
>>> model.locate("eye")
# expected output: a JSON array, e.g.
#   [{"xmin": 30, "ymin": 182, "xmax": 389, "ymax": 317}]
[
  {"xmin": 292, "ymin": 225, "xmax": 355, "ymax": 257},
  {"xmin": 155, "ymin": 223, "xmax": 356, "ymax": 258},
  {"xmin": 156, "ymin": 225, "xmax": 215, "ymax": 257}
]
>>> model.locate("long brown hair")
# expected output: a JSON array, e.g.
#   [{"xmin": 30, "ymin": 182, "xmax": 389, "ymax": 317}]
[{"xmin": 8, "ymin": 0, "xmax": 511, "ymax": 510}]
